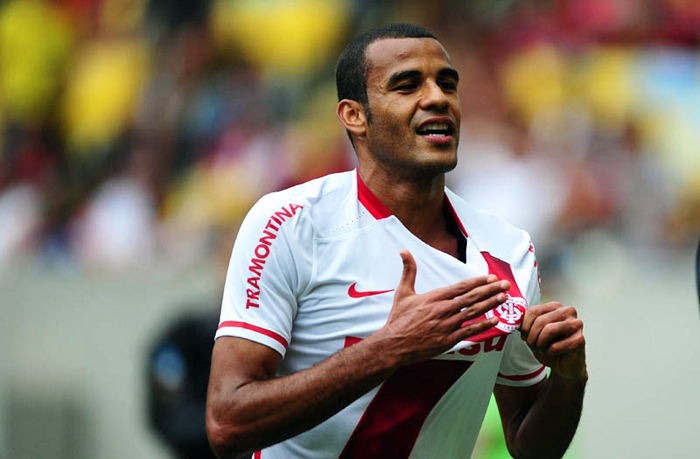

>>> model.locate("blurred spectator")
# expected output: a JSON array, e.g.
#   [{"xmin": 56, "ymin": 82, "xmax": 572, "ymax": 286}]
[{"xmin": 0, "ymin": 182, "xmax": 42, "ymax": 267}]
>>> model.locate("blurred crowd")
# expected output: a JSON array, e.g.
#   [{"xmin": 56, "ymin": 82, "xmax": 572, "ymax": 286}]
[{"xmin": 1, "ymin": 0, "xmax": 699, "ymax": 276}]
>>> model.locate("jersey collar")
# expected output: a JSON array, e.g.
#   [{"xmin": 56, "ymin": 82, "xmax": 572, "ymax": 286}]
[
  {"xmin": 356, "ymin": 169, "xmax": 469, "ymax": 237},
  {"xmin": 356, "ymin": 169, "xmax": 392, "ymax": 220}
]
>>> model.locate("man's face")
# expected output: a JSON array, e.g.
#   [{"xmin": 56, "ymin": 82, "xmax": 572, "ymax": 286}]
[{"xmin": 362, "ymin": 37, "xmax": 461, "ymax": 178}]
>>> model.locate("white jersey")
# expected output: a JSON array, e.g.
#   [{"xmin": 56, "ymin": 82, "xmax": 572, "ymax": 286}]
[{"xmin": 217, "ymin": 170, "xmax": 546, "ymax": 458}]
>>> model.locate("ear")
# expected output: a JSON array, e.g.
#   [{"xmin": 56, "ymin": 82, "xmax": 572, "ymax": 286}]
[{"xmin": 337, "ymin": 99, "xmax": 367, "ymax": 139}]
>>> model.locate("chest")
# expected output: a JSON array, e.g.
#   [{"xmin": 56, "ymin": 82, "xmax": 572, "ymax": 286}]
[{"xmin": 283, "ymin": 220, "xmax": 503, "ymax": 372}]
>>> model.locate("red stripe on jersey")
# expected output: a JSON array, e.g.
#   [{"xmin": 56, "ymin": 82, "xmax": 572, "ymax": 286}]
[
  {"xmin": 218, "ymin": 321, "xmax": 289, "ymax": 348},
  {"xmin": 443, "ymin": 196, "xmax": 469, "ymax": 237},
  {"xmin": 498, "ymin": 365, "xmax": 546, "ymax": 381},
  {"xmin": 480, "ymin": 251, "xmax": 523, "ymax": 298},
  {"xmin": 356, "ymin": 170, "xmax": 392, "ymax": 219},
  {"xmin": 339, "ymin": 360, "xmax": 473, "ymax": 458},
  {"xmin": 344, "ymin": 336, "xmax": 363, "ymax": 348},
  {"xmin": 253, "ymin": 451, "xmax": 261, "ymax": 459},
  {"xmin": 464, "ymin": 252, "xmax": 525, "ymax": 343}
]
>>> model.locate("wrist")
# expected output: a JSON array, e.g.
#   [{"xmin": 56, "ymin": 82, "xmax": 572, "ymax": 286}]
[
  {"xmin": 549, "ymin": 365, "xmax": 588, "ymax": 386},
  {"xmin": 349, "ymin": 332, "xmax": 403, "ymax": 375}
]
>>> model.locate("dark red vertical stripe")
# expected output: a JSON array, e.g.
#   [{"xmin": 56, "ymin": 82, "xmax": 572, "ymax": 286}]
[
  {"xmin": 463, "ymin": 252, "xmax": 524, "ymax": 343},
  {"xmin": 339, "ymin": 360, "xmax": 473, "ymax": 458},
  {"xmin": 480, "ymin": 251, "xmax": 523, "ymax": 297}
]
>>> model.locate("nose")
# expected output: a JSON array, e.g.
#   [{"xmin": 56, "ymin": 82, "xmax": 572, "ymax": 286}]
[{"xmin": 420, "ymin": 80, "xmax": 449, "ymax": 111}]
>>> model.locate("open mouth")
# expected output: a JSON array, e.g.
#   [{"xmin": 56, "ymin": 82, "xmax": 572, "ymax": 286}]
[{"xmin": 416, "ymin": 121, "xmax": 455, "ymax": 139}]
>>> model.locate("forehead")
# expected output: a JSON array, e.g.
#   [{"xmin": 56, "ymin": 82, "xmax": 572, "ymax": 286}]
[{"xmin": 365, "ymin": 37, "xmax": 453, "ymax": 84}]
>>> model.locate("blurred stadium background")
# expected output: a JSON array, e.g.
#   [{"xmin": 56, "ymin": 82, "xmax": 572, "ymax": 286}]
[{"xmin": 0, "ymin": 0, "xmax": 699, "ymax": 457}]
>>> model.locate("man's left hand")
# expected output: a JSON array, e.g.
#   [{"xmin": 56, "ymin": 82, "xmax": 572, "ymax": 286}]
[{"xmin": 520, "ymin": 302, "xmax": 587, "ymax": 380}]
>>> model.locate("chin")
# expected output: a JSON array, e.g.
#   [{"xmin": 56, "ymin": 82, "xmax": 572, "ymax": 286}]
[
  {"xmin": 425, "ymin": 150, "xmax": 458, "ymax": 173},
  {"xmin": 411, "ymin": 157, "xmax": 457, "ymax": 178}
]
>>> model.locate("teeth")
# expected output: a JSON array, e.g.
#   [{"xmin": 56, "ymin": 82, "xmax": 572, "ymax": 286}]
[
  {"xmin": 423, "ymin": 123, "xmax": 448, "ymax": 131},
  {"xmin": 418, "ymin": 122, "xmax": 450, "ymax": 135}
]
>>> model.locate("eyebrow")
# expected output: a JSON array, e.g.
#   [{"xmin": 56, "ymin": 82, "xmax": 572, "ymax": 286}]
[
  {"xmin": 387, "ymin": 70, "xmax": 421, "ymax": 87},
  {"xmin": 387, "ymin": 68, "xmax": 460, "ymax": 87},
  {"xmin": 438, "ymin": 67, "xmax": 460, "ymax": 82}
]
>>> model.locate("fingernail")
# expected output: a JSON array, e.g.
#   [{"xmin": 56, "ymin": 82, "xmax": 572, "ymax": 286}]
[{"xmin": 487, "ymin": 275, "xmax": 497, "ymax": 282}]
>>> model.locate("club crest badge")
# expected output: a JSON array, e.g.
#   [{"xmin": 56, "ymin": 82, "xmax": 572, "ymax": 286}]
[{"xmin": 485, "ymin": 294, "xmax": 527, "ymax": 333}]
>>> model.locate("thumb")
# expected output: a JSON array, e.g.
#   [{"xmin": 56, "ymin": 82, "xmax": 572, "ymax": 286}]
[{"xmin": 396, "ymin": 249, "xmax": 417, "ymax": 298}]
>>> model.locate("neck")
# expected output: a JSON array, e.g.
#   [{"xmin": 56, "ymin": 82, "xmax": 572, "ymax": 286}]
[{"xmin": 358, "ymin": 163, "xmax": 448, "ymax": 244}]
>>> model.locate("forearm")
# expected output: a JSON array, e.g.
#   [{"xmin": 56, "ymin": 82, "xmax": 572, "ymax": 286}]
[
  {"xmin": 506, "ymin": 373, "xmax": 587, "ymax": 459},
  {"xmin": 207, "ymin": 337, "xmax": 398, "ymax": 457}
]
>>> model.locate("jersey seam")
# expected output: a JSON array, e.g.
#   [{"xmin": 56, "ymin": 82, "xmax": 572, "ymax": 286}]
[
  {"xmin": 298, "ymin": 209, "xmax": 318, "ymax": 301},
  {"xmin": 313, "ymin": 213, "xmax": 395, "ymax": 243}
]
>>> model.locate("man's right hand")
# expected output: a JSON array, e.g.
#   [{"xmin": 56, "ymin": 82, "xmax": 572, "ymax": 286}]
[{"xmin": 367, "ymin": 249, "xmax": 510, "ymax": 367}]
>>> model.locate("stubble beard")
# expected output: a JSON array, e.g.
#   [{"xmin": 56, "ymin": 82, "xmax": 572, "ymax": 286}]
[{"xmin": 366, "ymin": 123, "xmax": 459, "ymax": 182}]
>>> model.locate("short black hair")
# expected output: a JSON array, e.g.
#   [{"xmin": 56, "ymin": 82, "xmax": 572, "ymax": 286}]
[{"xmin": 335, "ymin": 24, "xmax": 438, "ymax": 140}]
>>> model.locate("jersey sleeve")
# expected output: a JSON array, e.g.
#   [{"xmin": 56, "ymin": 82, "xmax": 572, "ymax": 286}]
[
  {"xmin": 215, "ymin": 193, "xmax": 312, "ymax": 357},
  {"xmin": 496, "ymin": 235, "xmax": 547, "ymax": 387}
]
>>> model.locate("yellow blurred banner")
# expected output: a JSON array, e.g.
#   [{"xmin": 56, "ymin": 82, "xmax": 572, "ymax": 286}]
[
  {"xmin": 210, "ymin": 0, "xmax": 349, "ymax": 76},
  {"xmin": 0, "ymin": 0, "xmax": 74, "ymax": 124},
  {"xmin": 61, "ymin": 39, "xmax": 151, "ymax": 155}
]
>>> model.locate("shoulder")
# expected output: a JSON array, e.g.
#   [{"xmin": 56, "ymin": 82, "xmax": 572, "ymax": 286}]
[
  {"xmin": 249, "ymin": 171, "xmax": 353, "ymax": 221},
  {"xmin": 244, "ymin": 170, "xmax": 361, "ymax": 238},
  {"xmin": 251, "ymin": 169, "xmax": 383, "ymax": 240}
]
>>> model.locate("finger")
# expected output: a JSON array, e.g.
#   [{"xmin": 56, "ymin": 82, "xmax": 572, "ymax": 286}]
[
  {"xmin": 451, "ymin": 280, "xmax": 510, "ymax": 311},
  {"xmin": 525, "ymin": 306, "xmax": 578, "ymax": 348},
  {"xmin": 545, "ymin": 330, "xmax": 586, "ymax": 357},
  {"xmin": 395, "ymin": 250, "xmax": 417, "ymax": 298},
  {"xmin": 428, "ymin": 280, "xmax": 506, "ymax": 321},
  {"xmin": 450, "ymin": 315, "xmax": 499, "ymax": 342},
  {"xmin": 448, "ymin": 291, "xmax": 507, "ymax": 327},
  {"xmin": 534, "ymin": 318, "xmax": 584, "ymax": 350},
  {"xmin": 521, "ymin": 302, "xmax": 563, "ymax": 336},
  {"xmin": 431, "ymin": 274, "xmax": 500, "ymax": 301}
]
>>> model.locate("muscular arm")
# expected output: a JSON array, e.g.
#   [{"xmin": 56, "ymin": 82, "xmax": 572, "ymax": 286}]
[
  {"xmin": 206, "ymin": 335, "xmax": 400, "ymax": 458},
  {"xmin": 494, "ymin": 302, "xmax": 587, "ymax": 459},
  {"xmin": 494, "ymin": 374, "xmax": 586, "ymax": 459},
  {"xmin": 206, "ymin": 251, "xmax": 509, "ymax": 458}
]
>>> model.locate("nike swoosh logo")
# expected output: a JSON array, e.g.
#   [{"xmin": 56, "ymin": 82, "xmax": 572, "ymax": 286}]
[{"xmin": 348, "ymin": 282, "xmax": 394, "ymax": 298}]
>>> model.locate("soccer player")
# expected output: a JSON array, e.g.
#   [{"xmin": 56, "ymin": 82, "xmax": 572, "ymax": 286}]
[{"xmin": 206, "ymin": 24, "xmax": 587, "ymax": 459}]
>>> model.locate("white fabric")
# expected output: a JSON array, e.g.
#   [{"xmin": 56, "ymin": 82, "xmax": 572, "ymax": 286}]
[{"xmin": 217, "ymin": 170, "xmax": 546, "ymax": 458}]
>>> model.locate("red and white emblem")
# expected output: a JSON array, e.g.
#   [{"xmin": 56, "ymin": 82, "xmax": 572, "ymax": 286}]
[
  {"xmin": 463, "ymin": 294, "xmax": 528, "ymax": 343},
  {"xmin": 485, "ymin": 294, "xmax": 527, "ymax": 333}
]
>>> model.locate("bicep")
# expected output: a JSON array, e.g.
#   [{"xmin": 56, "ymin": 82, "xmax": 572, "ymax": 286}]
[
  {"xmin": 493, "ymin": 380, "xmax": 546, "ymax": 446},
  {"xmin": 207, "ymin": 337, "xmax": 282, "ymax": 409}
]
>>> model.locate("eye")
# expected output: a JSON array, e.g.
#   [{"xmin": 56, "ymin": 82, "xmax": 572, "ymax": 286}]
[
  {"xmin": 439, "ymin": 80, "xmax": 457, "ymax": 91},
  {"xmin": 395, "ymin": 82, "xmax": 418, "ymax": 92}
]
